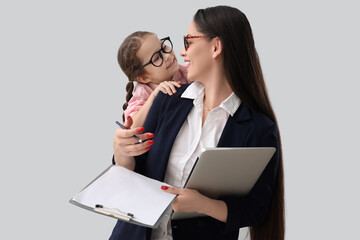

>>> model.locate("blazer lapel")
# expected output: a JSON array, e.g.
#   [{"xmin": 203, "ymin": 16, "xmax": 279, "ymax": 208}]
[
  {"xmin": 147, "ymin": 87, "xmax": 194, "ymax": 181},
  {"xmin": 217, "ymin": 103, "xmax": 252, "ymax": 147}
]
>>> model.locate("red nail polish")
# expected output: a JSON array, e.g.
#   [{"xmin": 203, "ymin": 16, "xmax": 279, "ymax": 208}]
[
  {"xmin": 161, "ymin": 186, "xmax": 168, "ymax": 190},
  {"xmin": 147, "ymin": 133, "xmax": 154, "ymax": 138},
  {"xmin": 145, "ymin": 146, "xmax": 151, "ymax": 150},
  {"xmin": 137, "ymin": 127, "xmax": 145, "ymax": 133},
  {"xmin": 147, "ymin": 140, "xmax": 154, "ymax": 145}
]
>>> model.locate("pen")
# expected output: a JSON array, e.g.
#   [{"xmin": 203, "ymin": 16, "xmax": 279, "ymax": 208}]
[{"xmin": 115, "ymin": 121, "xmax": 142, "ymax": 143}]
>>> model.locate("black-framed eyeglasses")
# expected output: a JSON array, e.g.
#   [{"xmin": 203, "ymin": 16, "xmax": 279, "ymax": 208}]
[
  {"xmin": 183, "ymin": 35, "xmax": 210, "ymax": 51},
  {"xmin": 138, "ymin": 37, "xmax": 173, "ymax": 70}
]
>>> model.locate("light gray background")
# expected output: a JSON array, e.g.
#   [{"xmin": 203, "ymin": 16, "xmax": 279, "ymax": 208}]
[{"xmin": 1, "ymin": 0, "xmax": 359, "ymax": 239}]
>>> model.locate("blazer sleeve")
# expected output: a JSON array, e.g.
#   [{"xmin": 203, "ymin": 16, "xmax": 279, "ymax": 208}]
[
  {"xmin": 133, "ymin": 92, "xmax": 166, "ymax": 174},
  {"xmin": 221, "ymin": 119, "xmax": 280, "ymax": 233}
]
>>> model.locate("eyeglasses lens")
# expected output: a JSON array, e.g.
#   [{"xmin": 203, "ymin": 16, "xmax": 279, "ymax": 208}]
[
  {"xmin": 151, "ymin": 52, "xmax": 163, "ymax": 67},
  {"xmin": 162, "ymin": 39, "xmax": 173, "ymax": 53}
]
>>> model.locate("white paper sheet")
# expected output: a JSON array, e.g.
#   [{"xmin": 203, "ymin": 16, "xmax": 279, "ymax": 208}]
[{"xmin": 72, "ymin": 165, "xmax": 176, "ymax": 227}]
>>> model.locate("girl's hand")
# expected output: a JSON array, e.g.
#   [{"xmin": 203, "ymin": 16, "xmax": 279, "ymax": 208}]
[
  {"xmin": 113, "ymin": 116, "xmax": 154, "ymax": 162},
  {"xmin": 152, "ymin": 81, "xmax": 181, "ymax": 97}
]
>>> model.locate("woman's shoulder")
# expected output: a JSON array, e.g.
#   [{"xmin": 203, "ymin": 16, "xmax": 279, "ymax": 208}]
[
  {"xmin": 238, "ymin": 103, "xmax": 277, "ymax": 131},
  {"xmin": 236, "ymin": 104, "xmax": 279, "ymax": 146},
  {"xmin": 152, "ymin": 84, "xmax": 192, "ymax": 111},
  {"xmin": 158, "ymin": 83, "xmax": 191, "ymax": 99}
]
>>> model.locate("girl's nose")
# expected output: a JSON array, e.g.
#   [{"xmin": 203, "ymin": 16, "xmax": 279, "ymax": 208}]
[{"xmin": 164, "ymin": 52, "xmax": 171, "ymax": 61}]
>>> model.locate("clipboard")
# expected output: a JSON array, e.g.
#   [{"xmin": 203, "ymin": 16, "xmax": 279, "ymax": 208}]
[
  {"xmin": 172, "ymin": 147, "xmax": 276, "ymax": 220},
  {"xmin": 70, "ymin": 165, "xmax": 176, "ymax": 228}
]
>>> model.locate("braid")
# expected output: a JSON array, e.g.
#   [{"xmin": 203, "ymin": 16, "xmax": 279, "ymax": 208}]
[
  {"xmin": 117, "ymin": 31, "xmax": 155, "ymax": 122},
  {"xmin": 122, "ymin": 80, "xmax": 134, "ymax": 122}
]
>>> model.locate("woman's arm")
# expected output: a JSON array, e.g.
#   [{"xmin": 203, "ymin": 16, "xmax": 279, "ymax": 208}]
[{"xmin": 113, "ymin": 116, "xmax": 154, "ymax": 170}]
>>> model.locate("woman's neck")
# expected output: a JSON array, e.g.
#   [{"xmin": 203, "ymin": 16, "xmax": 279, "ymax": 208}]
[{"xmin": 202, "ymin": 77, "xmax": 233, "ymax": 111}]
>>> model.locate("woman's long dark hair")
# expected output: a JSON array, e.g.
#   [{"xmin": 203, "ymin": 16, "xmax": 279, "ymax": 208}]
[{"xmin": 194, "ymin": 6, "xmax": 285, "ymax": 240}]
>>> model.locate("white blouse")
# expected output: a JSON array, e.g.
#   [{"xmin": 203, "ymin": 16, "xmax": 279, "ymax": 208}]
[{"xmin": 150, "ymin": 82, "xmax": 241, "ymax": 240}]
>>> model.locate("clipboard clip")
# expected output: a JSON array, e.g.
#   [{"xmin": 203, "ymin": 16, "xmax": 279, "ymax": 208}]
[{"xmin": 94, "ymin": 204, "xmax": 134, "ymax": 222}]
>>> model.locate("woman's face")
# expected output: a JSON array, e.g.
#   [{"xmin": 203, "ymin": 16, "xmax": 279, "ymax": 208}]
[
  {"xmin": 180, "ymin": 21, "xmax": 213, "ymax": 82},
  {"xmin": 136, "ymin": 34, "xmax": 179, "ymax": 84}
]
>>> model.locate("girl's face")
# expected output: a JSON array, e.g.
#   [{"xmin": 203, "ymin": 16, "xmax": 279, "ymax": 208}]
[
  {"xmin": 136, "ymin": 34, "xmax": 179, "ymax": 84},
  {"xmin": 180, "ymin": 21, "xmax": 214, "ymax": 82}
]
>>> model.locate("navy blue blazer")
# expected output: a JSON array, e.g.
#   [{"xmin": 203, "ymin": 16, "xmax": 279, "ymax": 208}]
[{"xmin": 110, "ymin": 84, "xmax": 279, "ymax": 240}]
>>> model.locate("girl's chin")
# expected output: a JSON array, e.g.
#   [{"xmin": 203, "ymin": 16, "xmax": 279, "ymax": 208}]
[
  {"xmin": 172, "ymin": 59, "xmax": 179, "ymax": 69},
  {"xmin": 171, "ymin": 62, "xmax": 180, "ymax": 73}
]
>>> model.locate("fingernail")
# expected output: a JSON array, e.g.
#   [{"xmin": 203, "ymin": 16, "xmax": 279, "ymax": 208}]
[
  {"xmin": 147, "ymin": 140, "xmax": 154, "ymax": 145},
  {"xmin": 137, "ymin": 127, "xmax": 145, "ymax": 133},
  {"xmin": 161, "ymin": 186, "xmax": 168, "ymax": 190},
  {"xmin": 127, "ymin": 116, "xmax": 131, "ymax": 120},
  {"xmin": 147, "ymin": 133, "xmax": 154, "ymax": 138},
  {"xmin": 145, "ymin": 146, "xmax": 151, "ymax": 150}
]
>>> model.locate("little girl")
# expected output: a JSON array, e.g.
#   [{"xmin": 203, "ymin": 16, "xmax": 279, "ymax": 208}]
[{"xmin": 118, "ymin": 31, "xmax": 190, "ymax": 127}]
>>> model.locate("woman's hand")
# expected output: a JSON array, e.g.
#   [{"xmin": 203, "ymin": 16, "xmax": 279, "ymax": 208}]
[
  {"xmin": 161, "ymin": 186, "xmax": 207, "ymax": 213},
  {"xmin": 152, "ymin": 81, "xmax": 181, "ymax": 97},
  {"xmin": 161, "ymin": 186, "xmax": 228, "ymax": 222},
  {"xmin": 113, "ymin": 116, "xmax": 154, "ymax": 169}
]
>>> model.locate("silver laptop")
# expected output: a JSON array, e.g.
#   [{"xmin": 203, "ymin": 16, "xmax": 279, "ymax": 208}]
[{"xmin": 171, "ymin": 147, "xmax": 276, "ymax": 220}]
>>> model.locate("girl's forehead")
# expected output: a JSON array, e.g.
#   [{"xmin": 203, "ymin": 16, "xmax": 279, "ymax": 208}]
[{"xmin": 137, "ymin": 34, "xmax": 161, "ymax": 59}]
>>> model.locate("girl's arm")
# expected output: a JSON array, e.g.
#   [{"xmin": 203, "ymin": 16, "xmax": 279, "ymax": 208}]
[{"xmin": 130, "ymin": 81, "xmax": 181, "ymax": 128}]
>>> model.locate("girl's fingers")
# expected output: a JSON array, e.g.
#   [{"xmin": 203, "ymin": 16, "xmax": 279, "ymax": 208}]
[
  {"xmin": 173, "ymin": 81, "xmax": 182, "ymax": 88},
  {"xmin": 159, "ymin": 81, "xmax": 181, "ymax": 95},
  {"xmin": 159, "ymin": 85, "xmax": 172, "ymax": 95},
  {"xmin": 166, "ymin": 82, "xmax": 177, "ymax": 93},
  {"xmin": 160, "ymin": 88, "xmax": 168, "ymax": 94}
]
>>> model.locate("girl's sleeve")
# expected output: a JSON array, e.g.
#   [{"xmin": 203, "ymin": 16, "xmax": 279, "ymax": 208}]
[
  {"xmin": 123, "ymin": 83, "xmax": 151, "ymax": 119},
  {"xmin": 124, "ymin": 98, "xmax": 146, "ymax": 120}
]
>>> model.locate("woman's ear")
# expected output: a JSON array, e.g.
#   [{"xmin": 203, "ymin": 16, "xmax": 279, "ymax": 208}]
[
  {"xmin": 136, "ymin": 75, "xmax": 151, "ymax": 84},
  {"xmin": 212, "ymin": 37, "xmax": 223, "ymax": 59}
]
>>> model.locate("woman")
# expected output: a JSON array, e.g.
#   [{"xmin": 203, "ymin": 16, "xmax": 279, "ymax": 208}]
[{"xmin": 111, "ymin": 5, "xmax": 284, "ymax": 240}]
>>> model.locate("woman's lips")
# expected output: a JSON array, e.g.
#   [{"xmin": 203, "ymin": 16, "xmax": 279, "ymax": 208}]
[{"xmin": 184, "ymin": 60, "xmax": 190, "ymax": 69}]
